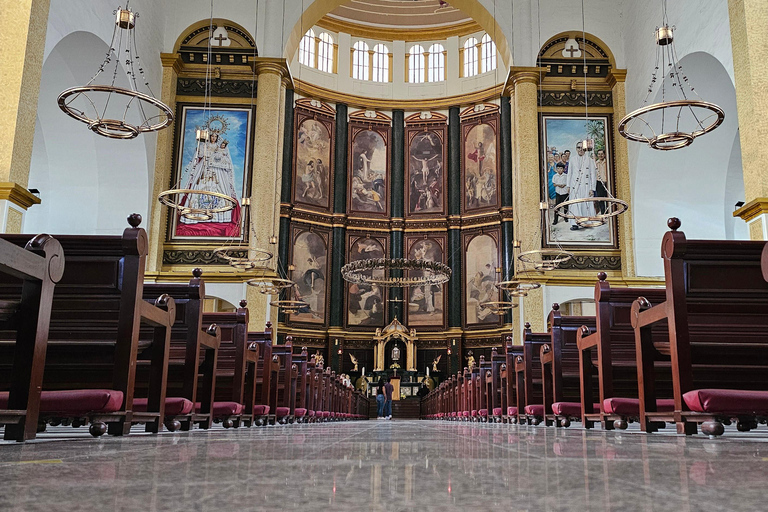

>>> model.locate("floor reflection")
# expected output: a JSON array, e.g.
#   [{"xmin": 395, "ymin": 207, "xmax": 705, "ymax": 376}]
[{"xmin": 0, "ymin": 421, "xmax": 766, "ymax": 511}]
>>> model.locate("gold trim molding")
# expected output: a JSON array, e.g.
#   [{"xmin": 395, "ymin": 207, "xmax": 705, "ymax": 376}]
[
  {"xmin": 504, "ymin": 66, "xmax": 547, "ymax": 95},
  {"xmin": 733, "ymin": 198, "xmax": 768, "ymax": 222},
  {"xmin": 251, "ymin": 58, "xmax": 295, "ymax": 89},
  {"xmin": 316, "ymin": 16, "xmax": 482, "ymax": 43},
  {"xmin": 0, "ymin": 182, "xmax": 41, "ymax": 210}
]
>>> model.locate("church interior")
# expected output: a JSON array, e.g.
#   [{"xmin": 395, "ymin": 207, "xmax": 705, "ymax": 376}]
[{"xmin": 1, "ymin": 0, "xmax": 767, "ymax": 509}]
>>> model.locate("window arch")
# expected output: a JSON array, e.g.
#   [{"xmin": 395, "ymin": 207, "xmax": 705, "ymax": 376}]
[
  {"xmin": 463, "ymin": 37, "xmax": 478, "ymax": 77},
  {"xmin": 372, "ymin": 44, "xmax": 389, "ymax": 82},
  {"xmin": 317, "ymin": 32, "xmax": 334, "ymax": 73},
  {"xmin": 409, "ymin": 44, "xmax": 425, "ymax": 83},
  {"xmin": 427, "ymin": 44, "xmax": 445, "ymax": 82},
  {"xmin": 299, "ymin": 29, "xmax": 315, "ymax": 68},
  {"xmin": 352, "ymin": 41, "xmax": 369, "ymax": 80},
  {"xmin": 481, "ymin": 34, "xmax": 497, "ymax": 73}
]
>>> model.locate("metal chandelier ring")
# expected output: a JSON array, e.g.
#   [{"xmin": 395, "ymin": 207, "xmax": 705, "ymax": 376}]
[
  {"xmin": 618, "ymin": 99, "xmax": 725, "ymax": 148},
  {"xmin": 158, "ymin": 189, "xmax": 238, "ymax": 220},
  {"xmin": 341, "ymin": 258, "xmax": 452, "ymax": 288},
  {"xmin": 517, "ymin": 249, "xmax": 574, "ymax": 272},
  {"xmin": 553, "ymin": 197, "xmax": 629, "ymax": 228}
]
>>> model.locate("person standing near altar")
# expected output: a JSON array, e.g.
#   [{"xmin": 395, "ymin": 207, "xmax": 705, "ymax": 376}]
[
  {"xmin": 384, "ymin": 378, "xmax": 394, "ymax": 420},
  {"xmin": 566, "ymin": 141, "xmax": 596, "ymax": 230}
]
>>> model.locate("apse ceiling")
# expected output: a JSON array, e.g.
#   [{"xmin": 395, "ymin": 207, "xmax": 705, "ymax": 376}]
[{"xmin": 327, "ymin": 0, "xmax": 472, "ymax": 29}]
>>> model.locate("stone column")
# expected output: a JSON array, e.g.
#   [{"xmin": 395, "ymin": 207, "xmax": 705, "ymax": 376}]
[
  {"xmin": 246, "ymin": 60, "xmax": 291, "ymax": 331},
  {"xmin": 607, "ymin": 70, "xmax": 636, "ymax": 277},
  {"xmin": 508, "ymin": 68, "xmax": 545, "ymax": 332},
  {"xmin": 147, "ymin": 54, "xmax": 183, "ymax": 272},
  {"xmin": 389, "ymin": 110, "xmax": 405, "ymax": 322},
  {"xmin": 729, "ymin": 0, "xmax": 768, "ymax": 238},
  {"xmin": 0, "ymin": 0, "xmax": 50, "ymax": 232}
]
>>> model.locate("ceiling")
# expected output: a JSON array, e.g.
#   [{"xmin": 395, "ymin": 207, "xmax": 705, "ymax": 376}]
[{"xmin": 326, "ymin": 0, "xmax": 472, "ymax": 29}]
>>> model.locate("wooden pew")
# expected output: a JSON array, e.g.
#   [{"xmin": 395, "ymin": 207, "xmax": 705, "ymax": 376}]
[
  {"xmin": 504, "ymin": 336, "xmax": 524, "ymax": 423},
  {"xmin": 137, "ymin": 269, "xmax": 221, "ymax": 432},
  {"xmin": 270, "ymin": 338, "xmax": 297, "ymax": 424},
  {"xmin": 515, "ymin": 323, "xmax": 549, "ymax": 425},
  {"xmin": 247, "ymin": 324, "xmax": 275, "ymax": 426},
  {"xmin": 633, "ymin": 218, "xmax": 768, "ymax": 436},
  {"xmin": 0, "ymin": 215, "xmax": 176, "ymax": 437},
  {"xmin": 0, "ymin": 234, "xmax": 63, "ymax": 441},
  {"xmin": 540, "ymin": 303, "xmax": 597, "ymax": 427},
  {"xmin": 488, "ymin": 347, "xmax": 506, "ymax": 422},
  {"xmin": 576, "ymin": 273, "xmax": 673, "ymax": 430}
]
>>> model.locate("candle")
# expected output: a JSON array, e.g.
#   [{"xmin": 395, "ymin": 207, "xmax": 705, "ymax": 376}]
[
  {"xmin": 427, "ymin": 367, "xmax": 430, "ymax": 376},
  {"xmin": 362, "ymin": 367, "xmax": 365, "ymax": 376}
]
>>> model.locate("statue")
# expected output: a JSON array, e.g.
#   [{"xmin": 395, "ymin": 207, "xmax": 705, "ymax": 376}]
[
  {"xmin": 432, "ymin": 354, "xmax": 442, "ymax": 372},
  {"xmin": 391, "ymin": 345, "xmax": 401, "ymax": 361},
  {"xmin": 466, "ymin": 351, "xmax": 476, "ymax": 371},
  {"xmin": 313, "ymin": 350, "xmax": 324, "ymax": 368},
  {"xmin": 349, "ymin": 353, "xmax": 359, "ymax": 372}
]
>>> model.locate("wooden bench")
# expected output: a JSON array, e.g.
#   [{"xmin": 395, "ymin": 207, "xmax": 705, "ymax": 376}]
[
  {"xmin": 515, "ymin": 323, "xmax": 549, "ymax": 425},
  {"xmin": 0, "ymin": 215, "xmax": 175, "ymax": 437},
  {"xmin": 0, "ymin": 234, "xmax": 63, "ymax": 441},
  {"xmin": 247, "ymin": 324, "xmax": 275, "ymax": 426},
  {"xmin": 632, "ymin": 218, "xmax": 768, "ymax": 436},
  {"xmin": 577, "ymin": 272, "xmax": 673, "ymax": 430},
  {"xmin": 504, "ymin": 336, "xmax": 524, "ymax": 423},
  {"xmin": 540, "ymin": 303, "xmax": 597, "ymax": 427}
]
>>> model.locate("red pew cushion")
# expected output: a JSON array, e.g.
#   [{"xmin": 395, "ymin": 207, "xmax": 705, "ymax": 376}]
[
  {"xmin": 295, "ymin": 408, "xmax": 307, "ymax": 418},
  {"xmin": 471, "ymin": 410, "xmax": 477, "ymax": 417},
  {"xmin": 492, "ymin": 407, "xmax": 502, "ymax": 416},
  {"xmin": 133, "ymin": 397, "xmax": 194, "ymax": 416},
  {"xmin": 603, "ymin": 397, "xmax": 676, "ymax": 416},
  {"xmin": 462, "ymin": 411, "xmax": 470, "ymax": 417},
  {"xmin": 552, "ymin": 402, "xmax": 600, "ymax": 417},
  {"xmin": 307, "ymin": 410, "xmax": 315, "ymax": 417},
  {"xmin": 683, "ymin": 389, "xmax": 768, "ymax": 415},
  {"xmin": 194, "ymin": 401, "xmax": 244, "ymax": 416},
  {"xmin": 507, "ymin": 406, "xmax": 518, "ymax": 416},
  {"xmin": 276, "ymin": 407, "xmax": 290, "ymax": 417},
  {"xmin": 478, "ymin": 409, "xmax": 488, "ymax": 416},
  {"xmin": 0, "ymin": 389, "xmax": 123, "ymax": 415},
  {"xmin": 524, "ymin": 404, "xmax": 545, "ymax": 417},
  {"xmin": 253, "ymin": 404, "xmax": 270, "ymax": 415}
]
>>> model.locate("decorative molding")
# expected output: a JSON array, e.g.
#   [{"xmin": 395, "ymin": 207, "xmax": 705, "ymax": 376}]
[
  {"xmin": 733, "ymin": 198, "xmax": 768, "ymax": 222},
  {"xmin": 0, "ymin": 182, "xmax": 40, "ymax": 210},
  {"xmin": 163, "ymin": 249, "xmax": 246, "ymax": 266},
  {"xmin": 464, "ymin": 337, "xmax": 503, "ymax": 348},
  {"xmin": 176, "ymin": 78, "xmax": 256, "ymax": 97},
  {"xmin": 316, "ymin": 16, "xmax": 482, "ymax": 43},
  {"xmin": 252, "ymin": 58, "xmax": 294, "ymax": 89},
  {"xmin": 504, "ymin": 66, "xmax": 547, "ymax": 94},
  {"xmin": 538, "ymin": 91, "xmax": 613, "ymax": 108},
  {"xmin": 554, "ymin": 254, "xmax": 622, "ymax": 271}
]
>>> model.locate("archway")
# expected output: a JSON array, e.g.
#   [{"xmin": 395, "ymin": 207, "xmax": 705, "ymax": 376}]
[
  {"xmin": 26, "ymin": 31, "xmax": 150, "ymax": 235},
  {"xmin": 632, "ymin": 52, "xmax": 744, "ymax": 276}
]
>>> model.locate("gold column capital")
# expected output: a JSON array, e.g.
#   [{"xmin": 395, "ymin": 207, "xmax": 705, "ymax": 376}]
[
  {"xmin": 251, "ymin": 57, "xmax": 294, "ymax": 89},
  {"xmin": 160, "ymin": 53, "xmax": 184, "ymax": 74},
  {"xmin": 606, "ymin": 69, "xmax": 628, "ymax": 88},
  {"xmin": 0, "ymin": 182, "xmax": 41, "ymax": 210},
  {"xmin": 503, "ymin": 66, "xmax": 547, "ymax": 95},
  {"xmin": 733, "ymin": 198, "xmax": 768, "ymax": 222}
]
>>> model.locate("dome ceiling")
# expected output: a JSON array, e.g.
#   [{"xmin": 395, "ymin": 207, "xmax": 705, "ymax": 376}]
[{"xmin": 327, "ymin": 0, "xmax": 472, "ymax": 29}]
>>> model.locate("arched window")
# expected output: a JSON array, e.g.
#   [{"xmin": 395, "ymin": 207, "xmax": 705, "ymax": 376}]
[
  {"xmin": 352, "ymin": 41, "xmax": 369, "ymax": 80},
  {"xmin": 409, "ymin": 44, "xmax": 425, "ymax": 83},
  {"xmin": 317, "ymin": 32, "xmax": 334, "ymax": 73},
  {"xmin": 427, "ymin": 44, "xmax": 445, "ymax": 82},
  {"xmin": 299, "ymin": 29, "xmax": 315, "ymax": 67},
  {"xmin": 372, "ymin": 44, "xmax": 389, "ymax": 82},
  {"xmin": 481, "ymin": 34, "xmax": 497, "ymax": 73},
  {"xmin": 463, "ymin": 37, "xmax": 478, "ymax": 77}
]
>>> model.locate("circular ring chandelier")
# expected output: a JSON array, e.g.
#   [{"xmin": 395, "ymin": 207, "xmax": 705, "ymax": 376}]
[
  {"xmin": 246, "ymin": 277, "xmax": 295, "ymax": 296},
  {"xmin": 57, "ymin": 6, "xmax": 173, "ymax": 139},
  {"xmin": 157, "ymin": 189, "xmax": 238, "ymax": 221},
  {"xmin": 270, "ymin": 299, "xmax": 308, "ymax": 314},
  {"xmin": 553, "ymin": 197, "xmax": 629, "ymax": 228},
  {"xmin": 480, "ymin": 300, "xmax": 518, "ymax": 315},
  {"xmin": 213, "ymin": 245, "xmax": 273, "ymax": 269},
  {"xmin": 341, "ymin": 258, "xmax": 451, "ymax": 288},
  {"xmin": 517, "ymin": 249, "xmax": 574, "ymax": 272},
  {"xmin": 496, "ymin": 280, "xmax": 542, "ymax": 298},
  {"xmin": 618, "ymin": 3, "xmax": 724, "ymax": 150}
]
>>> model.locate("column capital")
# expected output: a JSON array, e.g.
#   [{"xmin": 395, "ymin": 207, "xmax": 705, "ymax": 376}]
[
  {"xmin": 607, "ymin": 69, "xmax": 628, "ymax": 88},
  {"xmin": 251, "ymin": 57, "xmax": 294, "ymax": 89},
  {"xmin": 0, "ymin": 182, "xmax": 41, "ymax": 210},
  {"xmin": 160, "ymin": 53, "xmax": 184, "ymax": 74},
  {"xmin": 733, "ymin": 197, "xmax": 768, "ymax": 222},
  {"xmin": 503, "ymin": 66, "xmax": 547, "ymax": 95}
]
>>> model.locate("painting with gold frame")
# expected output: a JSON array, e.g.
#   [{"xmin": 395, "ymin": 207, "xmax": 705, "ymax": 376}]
[
  {"xmin": 405, "ymin": 113, "xmax": 447, "ymax": 217},
  {"xmin": 345, "ymin": 233, "xmax": 388, "ymax": 329},
  {"xmin": 404, "ymin": 234, "xmax": 447, "ymax": 329},
  {"xmin": 286, "ymin": 224, "xmax": 331, "ymax": 326},
  {"xmin": 293, "ymin": 100, "xmax": 335, "ymax": 212},
  {"xmin": 460, "ymin": 106, "xmax": 500, "ymax": 215},
  {"xmin": 462, "ymin": 228, "xmax": 502, "ymax": 328},
  {"xmin": 348, "ymin": 116, "xmax": 391, "ymax": 217}
]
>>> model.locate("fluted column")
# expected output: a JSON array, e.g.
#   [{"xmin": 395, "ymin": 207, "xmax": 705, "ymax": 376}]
[
  {"xmin": 329, "ymin": 103, "xmax": 348, "ymax": 328},
  {"xmin": 729, "ymin": 0, "xmax": 768, "ymax": 239},
  {"xmin": 509, "ymin": 68, "xmax": 545, "ymax": 332},
  {"xmin": 148, "ymin": 54, "xmax": 183, "ymax": 272},
  {"xmin": 246, "ymin": 60, "xmax": 291, "ymax": 331},
  {"xmin": 390, "ymin": 110, "xmax": 405, "ymax": 321}
]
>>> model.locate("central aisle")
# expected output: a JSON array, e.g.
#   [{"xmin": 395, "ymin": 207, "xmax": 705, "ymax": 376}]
[{"xmin": 0, "ymin": 421, "xmax": 763, "ymax": 511}]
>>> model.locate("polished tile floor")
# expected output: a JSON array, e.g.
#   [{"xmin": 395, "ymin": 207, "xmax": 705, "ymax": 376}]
[{"xmin": 0, "ymin": 420, "xmax": 767, "ymax": 511}]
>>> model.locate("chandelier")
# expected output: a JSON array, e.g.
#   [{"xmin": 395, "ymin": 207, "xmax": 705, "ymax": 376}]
[
  {"xmin": 341, "ymin": 258, "xmax": 451, "ymax": 288},
  {"xmin": 618, "ymin": 0, "xmax": 724, "ymax": 150},
  {"xmin": 57, "ymin": 4, "xmax": 173, "ymax": 139},
  {"xmin": 480, "ymin": 267, "xmax": 517, "ymax": 314}
]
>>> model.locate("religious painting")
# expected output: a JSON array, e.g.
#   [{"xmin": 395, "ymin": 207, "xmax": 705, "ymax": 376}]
[
  {"xmin": 405, "ymin": 235, "xmax": 446, "ymax": 329},
  {"xmin": 405, "ymin": 114, "xmax": 447, "ymax": 217},
  {"xmin": 346, "ymin": 234, "xmax": 388, "ymax": 328},
  {"xmin": 292, "ymin": 100, "xmax": 335, "ymax": 212},
  {"xmin": 287, "ymin": 225, "xmax": 330, "ymax": 325},
  {"xmin": 170, "ymin": 104, "xmax": 252, "ymax": 241},
  {"xmin": 461, "ymin": 108, "xmax": 500, "ymax": 214},
  {"xmin": 541, "ymin": 115, "xmax": 617, "ymax": 248},
  {"xmin": 348, "ymin": 118, "xmax": 390, "ymax": 217},
  {"xmin": 463, "ymin": 230, "xmax": 501, "ymax": 328}
]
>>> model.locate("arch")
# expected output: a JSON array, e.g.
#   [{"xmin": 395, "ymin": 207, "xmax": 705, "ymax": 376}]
[
  {"xmin": 26, "ymin": 31, "xmax": 150, "ymax": 235},
  {"xmin": 285, "ymin": 0, "xmax": 512, "ymax": 68},
  {"xmin": 633, "ymin": 52, "xmax": 743, "ymax": 276},
  {"xmin": 538, "ymin": 31, "xmax": 617, "ymax": 68},
  {"xmin": 173, "ymin": 18, "xmax": 256, "ymax": 53}
]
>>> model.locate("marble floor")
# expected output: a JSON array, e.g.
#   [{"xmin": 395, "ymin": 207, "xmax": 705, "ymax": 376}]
[{"xmin": 0, "ymin": 420, "xmax": 767, "ymax": 511}]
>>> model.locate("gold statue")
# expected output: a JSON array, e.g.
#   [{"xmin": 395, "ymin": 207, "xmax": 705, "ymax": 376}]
[
  {"xmin": 349, "ymin": 353, "xmax": 359, "ymax": 372},
  {"xmin": 466, "ymin": 351, "xmax": 476, "ymax": 371},
  {"xmin": 432, "ymin": 354, "xmax": 442, "ymax": 372},
  {"xmin": 313, "ymin": 350, "xmax": 324, "ymax": 368}
]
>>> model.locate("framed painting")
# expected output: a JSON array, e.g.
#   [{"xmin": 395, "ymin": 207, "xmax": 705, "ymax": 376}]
[
  {"xmin": 541, "ymin": 114, "xmax": 617, "ymax": 248},
  {"xmin": 462, "ymin": 229, "xmax": 502, "ymax": 328},
  {"xmin": 405, "ymin": 113, "xmax": 447, "ymax": 217},
  {"xmin": 461, "ymin": 107, "xmax": 500, "ymax": 214},
  {"xmin": 292, "ymin": 100, "xmax": 335, "ymax": 212},
  {"xmin": 404, "ymin": 234, "xmax": 447, "ymax": 329},
  {"xmin": 286, "ymin": 224, "xmax": 331, "ymax": 326},
  {"xmin": 169, "ymin": 104, "xmax": 253, "ymax": 241},
  {"xmin": 348, "ymin": 118, "xmax": 391, "ymax": 217},
  {"xmin": 345, "ymin": 233, "xmax": 388, "ymax": 328}
]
